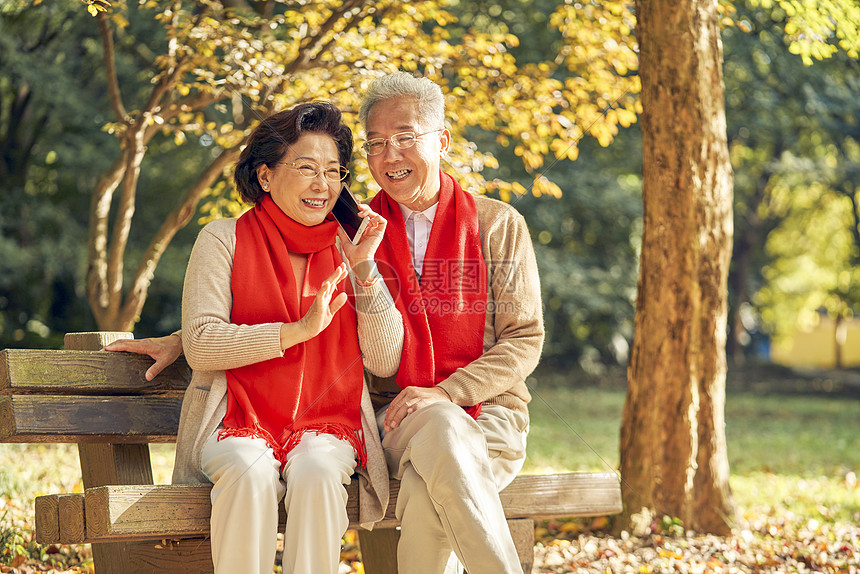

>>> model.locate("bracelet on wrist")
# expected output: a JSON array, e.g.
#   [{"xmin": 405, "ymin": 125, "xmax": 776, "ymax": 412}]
[
  {"xmin": 355, "ymin": 274, "xmax": 380, "ymax": 287},
  {"xmin": 353, "ymin": 260, "xmax": 380, "ymax": 287}
]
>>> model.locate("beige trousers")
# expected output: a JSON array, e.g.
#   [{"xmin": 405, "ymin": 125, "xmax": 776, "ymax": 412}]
[
  {"xmin": 378, "ymin": 402, "xmax": 529, "ymax": 574},
  {"xmin": 201, "ymin": 430, "xmax": 357, "ymax": 574}
]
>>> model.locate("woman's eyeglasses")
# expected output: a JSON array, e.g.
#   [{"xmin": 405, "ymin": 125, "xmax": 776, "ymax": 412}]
[{"xmin": 279, "ymin": 161, "xmax": 349, "ymax": 183}]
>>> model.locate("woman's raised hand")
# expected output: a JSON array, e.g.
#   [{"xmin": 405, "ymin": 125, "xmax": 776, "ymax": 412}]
[{"xmin": 298, "ymin": 263, "xmax": 349, "ymax": 339}]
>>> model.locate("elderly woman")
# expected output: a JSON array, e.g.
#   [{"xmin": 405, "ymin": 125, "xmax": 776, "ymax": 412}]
[{"xmin": 117, "ymin": 102, "xmax": 402, "ymax": 574}]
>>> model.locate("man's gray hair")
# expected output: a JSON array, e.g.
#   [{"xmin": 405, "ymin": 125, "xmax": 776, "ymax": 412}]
[{"xmin": 358, "ymin": 72, "xmax": 445, "ymax": 131}]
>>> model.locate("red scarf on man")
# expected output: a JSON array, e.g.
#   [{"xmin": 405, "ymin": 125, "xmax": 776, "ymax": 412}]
[
  {"xmin": 369, "ymin": 171, "xmax": 487, "ymax": 419},
  {"xmin": 220, "ymin": 195, "xmax": 366, "ymax": 468}
]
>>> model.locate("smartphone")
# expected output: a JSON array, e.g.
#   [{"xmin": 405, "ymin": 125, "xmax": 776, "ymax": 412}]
[{"xmin": 331, "ymin": 183, "xmax": 369, "ymax": 244}]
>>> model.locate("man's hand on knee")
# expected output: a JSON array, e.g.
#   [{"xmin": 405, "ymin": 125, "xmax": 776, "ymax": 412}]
[{"xmin": 383, "ymin": 386, "xmax": 452, "ymax": 432}]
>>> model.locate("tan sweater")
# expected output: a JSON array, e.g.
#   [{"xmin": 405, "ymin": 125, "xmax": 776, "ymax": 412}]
[
  {"xmin": 171, "ymin": 218, "xmax": 404, "ymax": 530},
  {"xmin": 367, "ymin": 194, "xmax": 544, "ymax": 418}
]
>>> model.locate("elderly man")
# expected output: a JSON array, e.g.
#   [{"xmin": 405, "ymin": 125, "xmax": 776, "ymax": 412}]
[
  {"xmin": 354, "ymin": 72, "xmax": 544, "ymax": 574},
  {"xmin": 107, "ymin": 72, "xmax": 543, "ymax": 574}
]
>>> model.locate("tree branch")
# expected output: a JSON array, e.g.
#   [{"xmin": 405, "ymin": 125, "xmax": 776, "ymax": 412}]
[
  {"xmin": 309, "ymin": 8, "xmax": 367, "ymax": 67},
  {"xmin": 141, "ymin": 63, "xmax": 187, "ymax": 119},
  {"xmin": 23, "ymin": 18, "xmax": 60, "ymax": 53},
  {"xmin": 178, "ymin": 91, "xmax": 223, "ymax": 111},
  {"xmin": 104, "ymin": 128, "xmax": 147, "ymax": 326},
  {"xmin": 88, "ymin": 7, "xmax": 225, "ymax": 329},
  {"xmin": 160, "ymin": 92, "xmax": 224, "ymax": 123},
  {"xmin": 138, "ymin": 12, "xmax": 204, "ymax": 121},
  {"xmin": 118, "ymin": 143, "xmax": 244, "ymax": 330},
  {"xmin": 97, "ymin": 12, "xmax": 128, "ymax": 123},
  {"xmin": 86, "ymin": 150, "xmax": 129, "ymax": 328},
  {"xmin": 7, "ymin": 85, "xmax": 32, "ymax": 154},
  {"xmin": 846, "ymin": 184, "xmax": 860, "ymax": 266}
]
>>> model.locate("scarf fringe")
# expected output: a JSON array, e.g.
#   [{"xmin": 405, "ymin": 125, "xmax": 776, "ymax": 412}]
[
  {"xmin": 219, "ymin": 423, "xmax": 367, "ymax": 470},
  {"xmin": 283, "ymin": 423, "xmax": 367, "ymax": 470}
]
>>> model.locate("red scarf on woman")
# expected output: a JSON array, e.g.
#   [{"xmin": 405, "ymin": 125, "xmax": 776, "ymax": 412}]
[
  {"xmin": 369, "ymin": 171, "xmax": 487, "ymax": 419},
  {"xmin": 220, "ymin": 195, "xmax": 366, "ymax": 468}
]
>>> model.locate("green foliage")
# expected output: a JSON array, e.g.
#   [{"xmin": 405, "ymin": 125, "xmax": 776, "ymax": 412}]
[
  {"xmin": 0, "ymin": 511, "xmax": 31, "ymax": 567},
  {"xmin": 0, "ymin": 0, "xmax": 204, "ymax": 346},
  {"xmin": 450, "ymin": 0, "xmax": 641, "ymax": 369},
  {"xmin": 758, "ymin": 178, "xmax": 859, "ymax": 336},
  {"xmin": 724, "ymin": 1, "xmax": 860, "ymax": 350},
  {"xmin": 514, "ymin": 130, "xmax": 643, "ymax": 368},
  {"xmin": 0, "ymin": 0, "xmax": 104, "ymax": 348},
  {"xmin": 745, "ymin": 0, "xmax": 860, "ymax": 64},
  {"xmin": 656, "ymin": 515, "xmax": 685, "ymax": 537}
]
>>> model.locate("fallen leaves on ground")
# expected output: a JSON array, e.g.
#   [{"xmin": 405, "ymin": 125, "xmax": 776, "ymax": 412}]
[
  {"xmin": 2, "ymin": 515, "xmax": 859, "ymax": 574},
  {"xmin": 532, "ymin": 510, "xmax": 859, "ymax": 574}
]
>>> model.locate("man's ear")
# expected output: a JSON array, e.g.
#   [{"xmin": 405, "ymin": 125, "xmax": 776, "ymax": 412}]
[
  {"xmin": 257, "ymin": 164, "xmax": 272, "ymax": 191},
  {"xmin": 439, "ymin": 128, "xmax": 451, "ymax": 156}
]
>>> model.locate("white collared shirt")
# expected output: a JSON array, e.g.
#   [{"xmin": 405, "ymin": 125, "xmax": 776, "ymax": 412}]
[{"xmin": 398, "ymin": 202, "xmax": 438, "ymax": 278}]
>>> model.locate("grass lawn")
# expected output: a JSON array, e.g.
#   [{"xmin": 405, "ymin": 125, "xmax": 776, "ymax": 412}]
[{"xmin": 524, "ymin": 365, "xmax": 860, "ymax": 523}]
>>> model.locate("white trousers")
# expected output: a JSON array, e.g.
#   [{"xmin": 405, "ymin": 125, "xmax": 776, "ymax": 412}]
[
  {"xmin": 201, "ymin": 430, "xmax": 357, "ymax": 574},
  {"xmin": 378, "ymin": 402, "xmax": 529, "ymax": 574}
]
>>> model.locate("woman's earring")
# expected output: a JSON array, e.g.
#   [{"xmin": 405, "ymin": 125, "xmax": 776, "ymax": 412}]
[{"xmin": 262, "ymin": 183, "xmax": 270, "ymax": 191}]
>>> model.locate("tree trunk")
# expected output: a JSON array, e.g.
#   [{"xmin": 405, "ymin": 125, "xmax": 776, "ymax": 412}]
[
  {"xmin": 620, "ymin": 0, "xmax": 735, "ymax": 534},
  {"xmin": 834, "ymin": 314, "xmax": 845, "ymax": 370}
]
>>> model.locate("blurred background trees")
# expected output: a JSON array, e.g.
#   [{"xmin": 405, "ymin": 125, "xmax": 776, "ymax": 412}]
[
  {"xmin": 724, "ymin": 2, "xmax": 860, "ymax": 366},
  {"xmin": 1, "ymin": 0, "xmax": 858, "ymax": 373}
]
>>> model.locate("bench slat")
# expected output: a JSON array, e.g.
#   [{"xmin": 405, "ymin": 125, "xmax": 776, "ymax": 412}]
[
  {"xmin": 77, "ymin": 472, "xmax": 621, "ymax": 543},
  {"xmin": 34, "ymin": 495, "xmax": 60, "ymax": 544},
  {"xmin": 0, "ymin": 350, "xmax": 190, "ymax": 394},
  {"xmin": 59, "ymin": 493, "xmax": 86, "ymax": 544},
  {"xmin": 0, "ymin": 395, "xmax": 183, "ymax": 443},
  {"xmin": 85, "ymin": 485, "xmax": 210, "ymax": 541},
  {"xmin": 82, "ymin": 483, "xmax": 367, "ymax": 541},
  {"xmin": 497, "ymin": 472, "xmax": 623, "ymax": 518}
]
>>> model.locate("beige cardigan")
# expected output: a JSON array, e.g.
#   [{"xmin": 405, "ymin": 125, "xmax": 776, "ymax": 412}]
[
  {"xmin": 366, "ymin": 194, "xmax": 544, "ymax": 419},
  {"xmin": 171, "ymin": 218, "xmax": 403, "ymax": 530}
]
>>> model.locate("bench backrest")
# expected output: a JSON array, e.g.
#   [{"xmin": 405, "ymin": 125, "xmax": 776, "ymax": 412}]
[{"xmin": 0, "ymin": 349, "xmax": 190, "ymax": 443}]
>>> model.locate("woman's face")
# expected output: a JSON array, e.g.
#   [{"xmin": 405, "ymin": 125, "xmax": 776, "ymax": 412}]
[{"xmin": 256, "ymin": 132, "xmax": 342, "ymax": 227}]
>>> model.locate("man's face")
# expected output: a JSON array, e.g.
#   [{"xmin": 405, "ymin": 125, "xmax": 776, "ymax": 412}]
[{"xmin": 365, "ymin": 95, "xmax": 450, "ymax": 212}]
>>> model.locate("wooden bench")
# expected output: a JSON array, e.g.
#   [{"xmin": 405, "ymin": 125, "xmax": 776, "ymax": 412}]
[{"xmin": 1, "ymin": 332, "xmax": 623, "ymax": 573}]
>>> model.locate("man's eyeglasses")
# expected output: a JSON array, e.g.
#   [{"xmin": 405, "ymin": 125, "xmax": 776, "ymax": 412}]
[
  {"xmin": 362, "ymin": 129, "xmax": 443, "ymax": 156},
  {"xmin": 279, "ymin": 161, "xmax": 349, "ymax": 183}
]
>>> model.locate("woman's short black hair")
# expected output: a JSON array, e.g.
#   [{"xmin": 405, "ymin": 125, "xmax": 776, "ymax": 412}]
[{"xmin": 234, "ymin": 102, "xmax": 353, "ymax": 204}]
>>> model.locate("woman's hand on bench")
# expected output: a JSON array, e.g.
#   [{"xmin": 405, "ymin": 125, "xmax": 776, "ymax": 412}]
[{"xmin": 104, "ymin": 334, "xmax": 183, "ymax": 381}]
